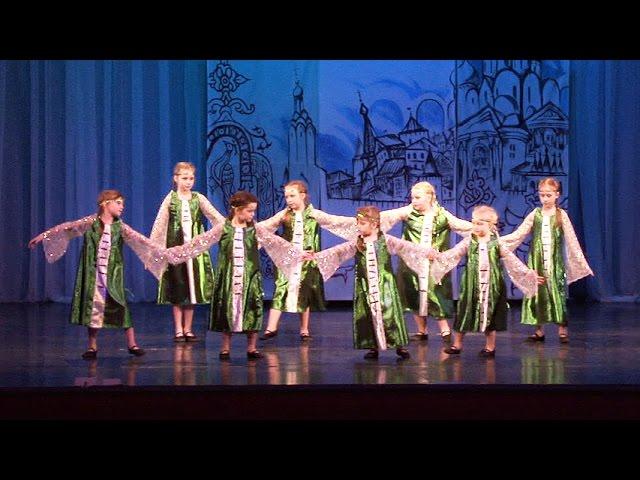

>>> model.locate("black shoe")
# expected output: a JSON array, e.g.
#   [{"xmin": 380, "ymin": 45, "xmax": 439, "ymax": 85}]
[
  {"xmin": 444, "ymin": 346, "xmax": 461, "ymax": 355},
  {"xmin": 184, "ymin": 331, "xmax": 199, "ymax": 342},
  {"xmin": 526, "ymin": 333, "xmax": 545, "ymax": 342},
  {"xmin": 219, "ymin": 350, "xmax": 230, "ymax": 360},
  {"xmin": 300, "ymin": 332, "xmax": 312, "ymax": 341},
  {"xmin": 128, "ymin": 346, "xmax": 145, "ymax": 357},
  {"xmin": 396, "ymin": 347, "xmax": 411, "ymax": 359},
  {"xmin": 440, "ymin": 331, "xmax": 452, "ymax": 344},
  {"xmin": 247, "ymin": 350, "xmax": 264, "ymax": 359},
  {"xmin": 411, "ymin": 332, "xmax": 429, "ymax": 341},
  {"xmin": 174, "ymin": 332, "xmax": 186, "ymax": 342},
  {"xmin": 363, "ymin": 349, "xmax": 379, "ymax": 360},
  {"xmin": 559, "ymin": 334, "xmax": 569, "ymax": 344},
  {"xmin": 259, "ymin": 330, "xmax": 278, "ymax": 340},
  {"xmin": 81, "ymin": 348, "xmax": 97, "ymax": 360},
  {"xmin": 479, "ymin": 348, "xmax": 496, "ymax": 357}
]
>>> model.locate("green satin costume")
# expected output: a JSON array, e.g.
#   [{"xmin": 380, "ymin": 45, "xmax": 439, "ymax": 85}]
[
  {"xmin": 454, "ymin": 234, "xmax": 508, "ymax": 332},
  {"xmin": 157, "ymin": 191, "xmax": 214, "ymax": 305},
  {"xmin": 352, "ymin": 236, "xmax": 408, "ymax": 349},
  {"xmin": 396, "ymin": 204, "xmax": 454, "ymax": 318},
  {"xmin": 71, "ymin": 218, "xmax": 132, "ymax": 329},
  {"xmin": 271, "ymin": 205, "xmax": 326, "ymax": 312},
  {"xmin": 209, "ymin": 221, "xmax": 263, "ymax": 333},
  {"xmin": 521, "ymin": 208, "xmax": 567, "ymax": 326}
]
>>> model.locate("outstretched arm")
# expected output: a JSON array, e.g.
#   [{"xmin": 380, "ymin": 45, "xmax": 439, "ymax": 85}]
[
  {"xmin": 198, "ymin": 193, "xmax": 226, "ymax": 226},
  {"xmin": 121, "ymin": 223, "xmax": 172, "ymax": 280},
  {"xmin": 430, "ymin": 236, "xmax": 471, "ymax": 284},
  {"xmin": 256, "ymin": 208, "xmax": 288, "ymax": 233},
  {"xmin": 500, "ymin": 210, "xmax": 536, "ymax": 251},
  {"xmin": 498, "ymin": 243, "xmax": 539, "ymax": 298},
  {"xmin": 385, "ymin": 234, "xmax": 433, "ymax": 275},
  {"xmin": 308, "ymin": 207, "xmax": 358, "ymax": 240},
  {"xmin": 442, "ymin": 208, "xmax": 474, "ymax": 237},
  {"xmin": 29, "ymin": 215, "xmax": 96, "ymax": 263},
  {"xmin": 314, "ymin": 240, "xmax": 358, "ymax": 281},
  {"xmin": 379, "ymin": 205, "xmax": 412, "ymax": 233}
]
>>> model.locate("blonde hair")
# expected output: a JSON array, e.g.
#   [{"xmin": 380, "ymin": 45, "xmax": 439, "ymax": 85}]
[
  {"xmin": 97, "ymin": 190, "xmax": 124, "ymax": 215},
  {"xmin": 356, "ymin": 206, "xmax": 381, "ymax": 252},
  {"xmin": 538, "ymin": 177, "xmax": 564, "ymax": 228},
  {"xmin": 472, "ymin": 205, "xmax": 499, "ymax": 232},
  {"xmin": 172, "ymin": 162, "xmax": 196, "ymax": 189},
  {"xmin": 283, "ymin": 180, "xmax": 310, "ymax": 224},
  {"xmin": 411, "ymin": 182, "xmax": 436, "ymax": 202}
]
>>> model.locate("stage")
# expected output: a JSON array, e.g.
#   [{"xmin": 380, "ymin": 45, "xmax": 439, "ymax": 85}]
[{"xmin": 1, "ymin": 301, "xmax": 639, "ymax": 421}]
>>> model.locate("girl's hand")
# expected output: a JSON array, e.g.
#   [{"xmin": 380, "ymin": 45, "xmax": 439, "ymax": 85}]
[
  {"xmin": 28, "ymin": 233, "xmax": 44, "ymax": 249},
  {"xmin": 302, "ymin": 249, "xmax": 316, "ymax": 261},
  {"xmin": 536, "ymin": 275, "xmax": 546, "ymax": 285},
  {"xmin": 426, "ymin": 248, "xmax": 438, "ymax": 261}
]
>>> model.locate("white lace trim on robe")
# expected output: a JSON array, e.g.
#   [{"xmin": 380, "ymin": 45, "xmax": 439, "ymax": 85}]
[
  {"xmin": 180, "ymin": 199, "xmax": 197, "ymax": 304},
  {"xmin": 231, "ymin": 227, "xmax": 245, "ymax": 332},
  {"xmin": 40, "ymin": 215, "xmax": 97, "ymax": 263},
  {"xmin": 308, "ymin": 208, "xmax": 358, "ymax": 240},
  {"xmin": 90, "ymin": 223, "xmax": 112, "ymax": 328},
  {"xmin": 417, "ymin": 211, "xmax": 434, "ymax": 316},
  {"xmin": 478, "ymin": 241, "xmax": 490, "ymax": 332},
  {"xmin": 365, "ymin": 241, "xmax": 387, "ymax": 350},
  {"xmin": 541, "ymin": 214, "xmax": 553, "ymax": 280},
  {"xmin": 285, "ymin": 211, "xmax": 304, "ymax": 312}
]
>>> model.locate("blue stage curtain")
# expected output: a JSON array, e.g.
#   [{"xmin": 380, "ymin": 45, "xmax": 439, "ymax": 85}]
[
  {"xmin": 0, "ymin": 60, "xmax": 207, "ymax": 302},
  {"xmin": 570, "ymin": 60, "xmax": 640, "ymax": 301}
]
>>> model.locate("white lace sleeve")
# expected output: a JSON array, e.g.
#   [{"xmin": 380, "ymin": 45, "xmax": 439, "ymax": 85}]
[
  {"xmin": 384, "ymin": 234, "xmax": 430, "ymax": 275},
  {"xmin": 164, "ymin": 223, "xmax": 225, "ymax": 265},
  {"xmin": 430, "ymin": 236, "xmax": 471, "ymax": 284},
  {"xmin": 149, "ymin": 193, "xmax": 172, "ymax": 247},
  {"xmin": 442, "ymin": 208, "xmax": 473, "ymax": 237},
  {"xmin": 314, "ymin": 240, "xmax": 358, "ymax": 281},
  {"xmin": 560, "ymin": 210, "xmax": 594, "ymax": 284},
  {"xmin": 309, "ymin": 209, "xmax": 358, "ymax": 240},
  {"xmin": 500, "ymin": 210, "xmax": 535, "ymax": 251},
  {"xmin": 197, "ymin": 193, "xmax": 226, "ymax": 226},
  {"xmin": 40, "ymin": 215, "xmax": 97, "ymax": 263},
  {"xmin": 255, "ymin": 224, "xmax": 304, "ymax": 279},
  {"xmin": 379, "ymin": 205, "xmax": 412, "ymax": 233},
  {"xmin": 121, "ymin": 223, "xmax": 171, "ymax": 280},
  {"xmin": 256, "ymin": 208, "xmax": 288, "ymax": 233},
  {"xmin": 498, "ymin": 243, "xmax": 539, "ymax": 298}
]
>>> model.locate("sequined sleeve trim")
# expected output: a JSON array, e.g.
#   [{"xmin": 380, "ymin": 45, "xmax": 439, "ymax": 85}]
[
  {"xmin": 149, "ymin": 192, "xmax": 172, "ymax": 247},
  {"xmin": 379, "ymin": 205, "xmax": 412, "ymax": 233},
  {"xmin": 308, "ymin": 208, "xmax": 358, "ymax": 240},
  {"xmin": 41, "ymin": 215, "xmax": 97, "ymax": 263},
  {"xmin": 430, "ymin": 236, "xmax": 471, "ymax": 285},
  {"xmin": 442, "ymin": 208, "xmax": 474, "ymax": 237},
  {"xmin": 498, "ymin": 242, "xmax": 539, "ymax": 298},
  {"xmin": 500, "ymin": 210, "xmax": 535, "ymax": 251},
  {"xmin": 197, "ymin": 193, "xmax": 226, "ymax": 226},
  {"xmin": 255, "ymin": 224, "xmax": 304, "ymax": 279},
  {"xmin": 560, "ymin": 210, "xmax": 594, "ymax": 284},
  {"xmin": 314, "ymin": 240, "xmax": 358, "ymax": 281}
]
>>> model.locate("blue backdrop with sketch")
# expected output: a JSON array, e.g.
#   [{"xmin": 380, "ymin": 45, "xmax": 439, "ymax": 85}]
[{"xmin": 206, "ymin": 60, "xmax": 570, "ymax": 300}]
